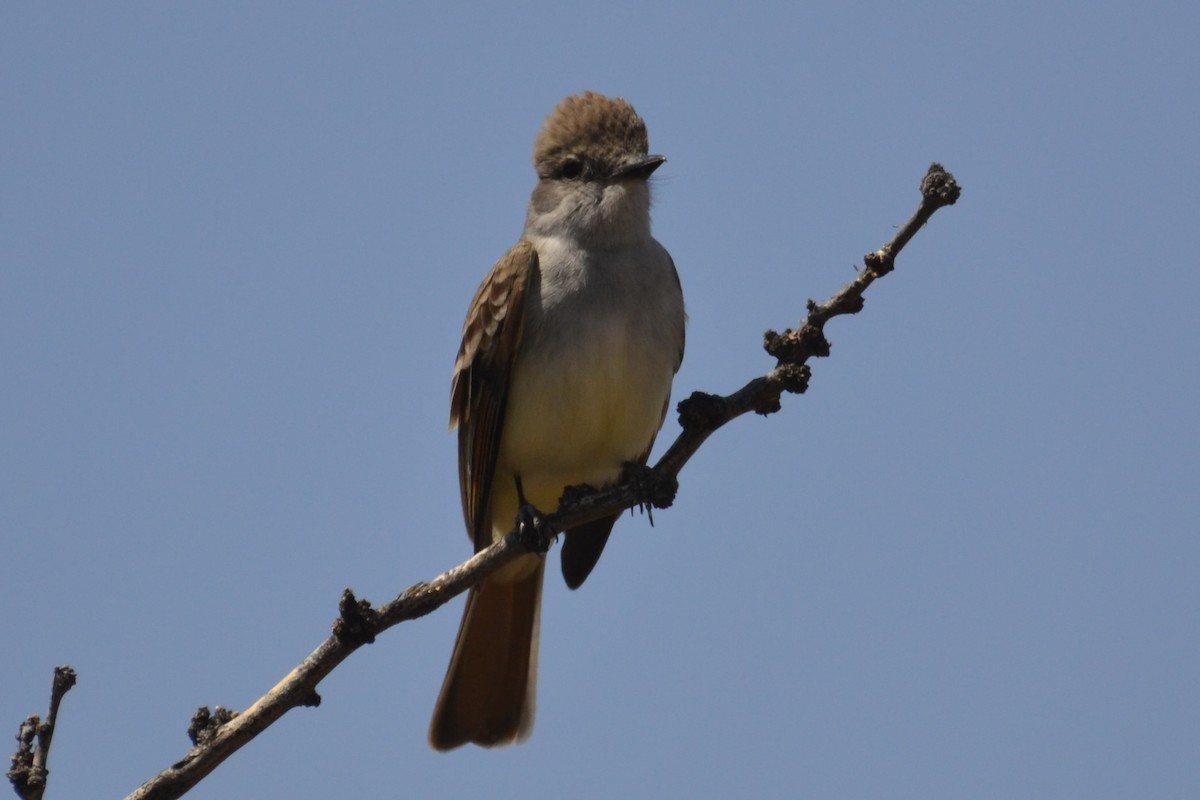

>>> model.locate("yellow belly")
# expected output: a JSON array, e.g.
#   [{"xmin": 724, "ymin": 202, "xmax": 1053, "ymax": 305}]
[{"xmin": 489, "ymin": 329, "xmax": 672, "ymax": 541}]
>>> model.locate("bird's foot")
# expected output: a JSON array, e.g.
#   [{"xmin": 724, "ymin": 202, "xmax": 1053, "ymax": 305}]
[
  {"xmin": 621, "ymin": 462, "xmax": 677, "ymax": 525},
  {"xmin": 514, "ymin": 476, "xmax": 554, "ymax": 554}
]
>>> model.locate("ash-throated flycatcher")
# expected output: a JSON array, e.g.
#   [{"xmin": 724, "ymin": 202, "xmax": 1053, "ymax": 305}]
[{"xmin": 429, "ymin": 92, "xmax": 686, "ymax": 750}]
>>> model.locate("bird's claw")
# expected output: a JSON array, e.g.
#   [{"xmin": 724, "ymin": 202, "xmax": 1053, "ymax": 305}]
[{"xmin": 515, "ymin": 501, "xmax": 553, "ymax": 554}]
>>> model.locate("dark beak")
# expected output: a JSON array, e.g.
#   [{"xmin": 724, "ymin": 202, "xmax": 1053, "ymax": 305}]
[{"xmin": 615, "ymin": 154, "xmax": 666, "ymax": 180}]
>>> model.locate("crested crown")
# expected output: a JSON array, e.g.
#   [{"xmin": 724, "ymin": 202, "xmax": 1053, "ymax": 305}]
[{"xmin": 532, "ymin": 91, "xmax": 650, "ymax": 177}]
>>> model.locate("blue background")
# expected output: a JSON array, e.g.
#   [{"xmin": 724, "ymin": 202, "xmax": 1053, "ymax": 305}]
[{"xmin": 3, "ymin": 2, "xmax": 1197, "ymax": 798}]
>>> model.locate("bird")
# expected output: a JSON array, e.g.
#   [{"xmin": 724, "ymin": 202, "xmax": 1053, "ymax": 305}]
[{"xmin": 429, "ymin": 91, "xmax": 686, "ymax": 750}]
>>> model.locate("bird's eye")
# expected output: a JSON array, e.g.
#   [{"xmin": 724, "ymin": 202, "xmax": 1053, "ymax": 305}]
[{"xmin": 558, "ymin": 159, "xmax": 583, "ymax": 180}]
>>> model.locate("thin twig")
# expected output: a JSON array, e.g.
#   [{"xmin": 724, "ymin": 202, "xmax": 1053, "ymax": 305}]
[{"xmin": 7, "ymin": 666, "xmax": 77, "ymax": 800}]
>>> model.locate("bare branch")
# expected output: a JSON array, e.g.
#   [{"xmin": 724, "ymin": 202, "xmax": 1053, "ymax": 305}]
[
  {"xmin": 111, "ymin": 162, "xmax": 960, "ymax": 800},
  {"xmin": 123, "ymin": 535, "xmax": 539, "ymax": 800},
  {"xmin": 7, "ymin": 665, "xmax": 77, "ymax": 800}
]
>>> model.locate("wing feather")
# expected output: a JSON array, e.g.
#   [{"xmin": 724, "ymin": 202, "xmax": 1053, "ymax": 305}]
[{"xmin": 450, "ymin": 241, "xmax": 536, "ymax": 550}]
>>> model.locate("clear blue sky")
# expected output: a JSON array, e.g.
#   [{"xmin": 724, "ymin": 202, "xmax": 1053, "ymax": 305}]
[{"xmin": 3, "ymin": 2, "xmax": 1197, "ymax": 798}]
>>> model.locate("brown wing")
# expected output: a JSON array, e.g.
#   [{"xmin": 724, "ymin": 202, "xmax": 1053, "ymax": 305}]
[{"xmin": 450, "ymin": 241, "xmax": 536, "ymax": 551}]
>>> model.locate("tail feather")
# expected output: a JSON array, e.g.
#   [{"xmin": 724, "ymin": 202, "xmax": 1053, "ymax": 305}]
[
  {"xmin": 428, "ymin": 558, "xmax": 544, "ymax": 750},
  {"xmin": 560, "ymin": 514, "xmax": 619, "ymax": 590}
]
